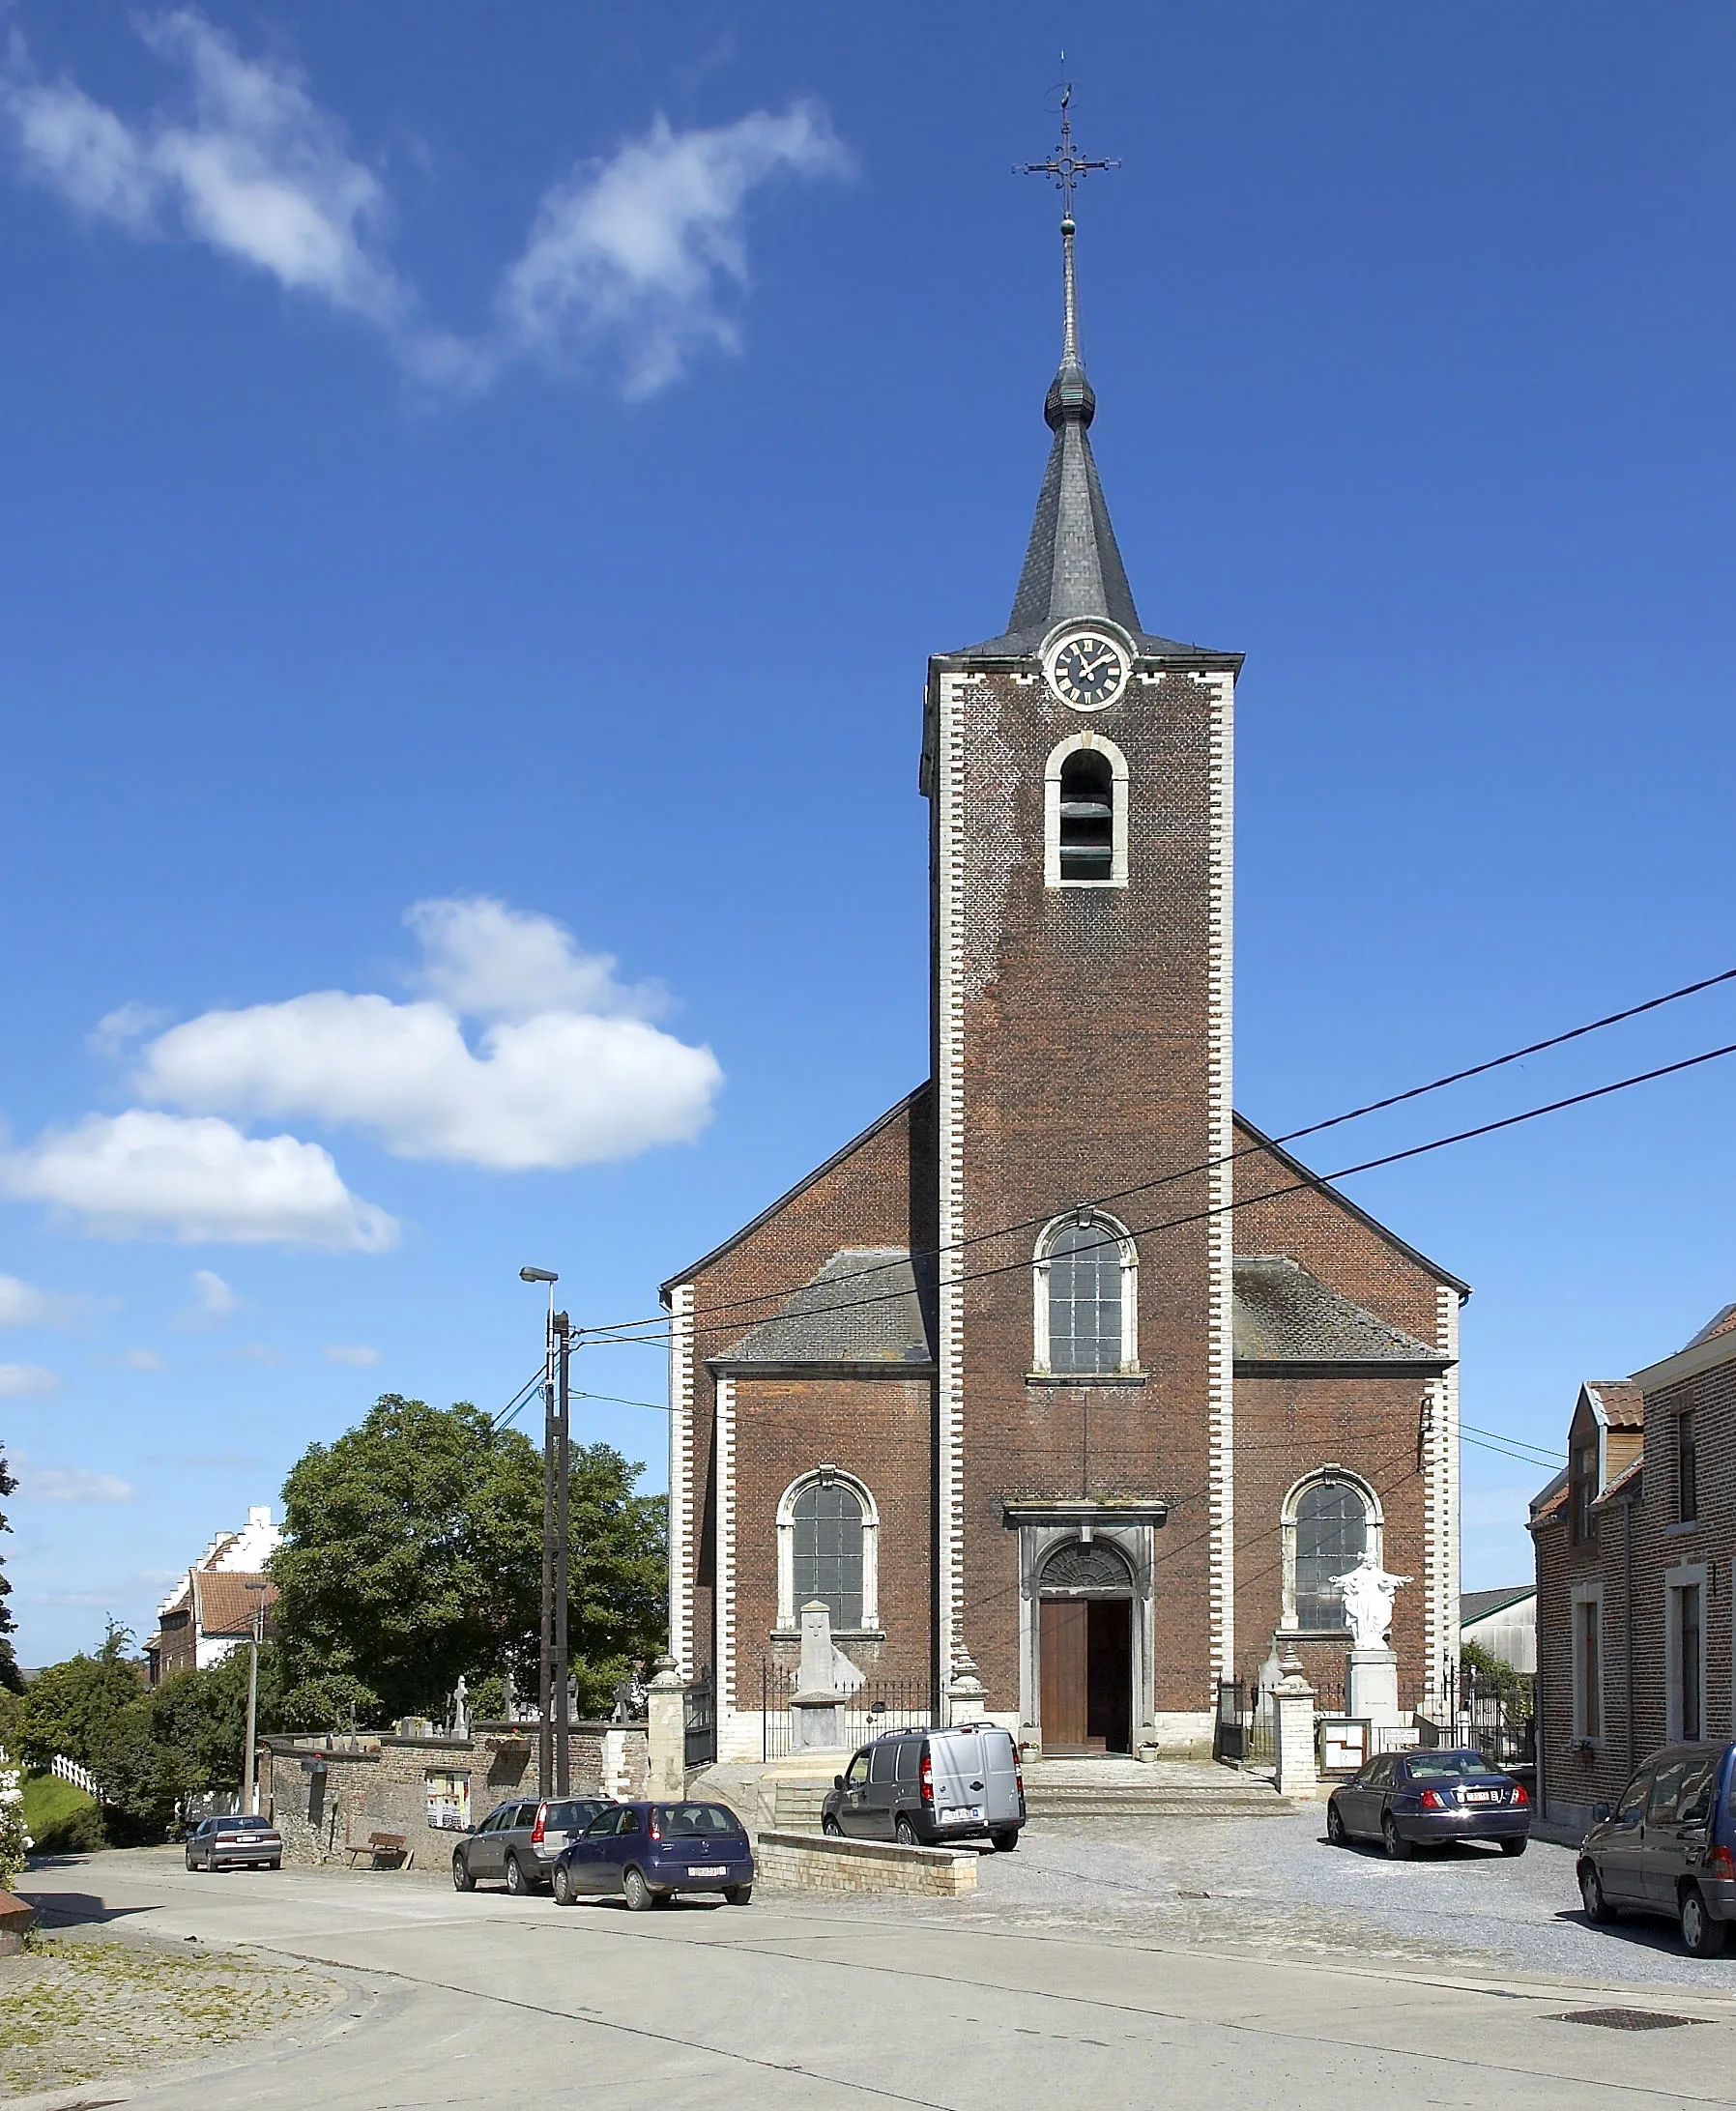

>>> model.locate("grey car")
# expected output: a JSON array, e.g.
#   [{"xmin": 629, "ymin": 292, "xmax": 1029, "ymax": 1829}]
[
  {"xmin": 1578, "ymin": 1742, "xmax": 1736, "ymax": 1956},
  {"xmin": 822, "ymin": 1725, "xmax": 1026, "ymax": 1850},
  {"xmin": 451, "ymin": 1796, "xmax": 613, "ymax": 1894},
  {"xmin": 185, "ymin": 1813, "xmax": 283, "ymax": 1870}
]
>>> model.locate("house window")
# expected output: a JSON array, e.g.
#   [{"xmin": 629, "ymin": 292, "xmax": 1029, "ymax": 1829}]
[
  {"xmin": 1571, "ymin": 1443, "xmax": 1597, "ymax": 1545},
  {"xmin": 1034, "ymin": 1213, "xmax": 1138, "ymax": 1374},
  {"xmin": 1670, "ymin": 1580, "xmax": 1704, "ymax": 1742},
  {"xmin": 1044, "ymin": 734, "xmax": 1128, "ymax": 887},
  {"xmin": 1291, "ymin": 1479, "xmax": 1371, "ymax": 1631},
  {"xmin": 1576, "ymin": 1597, "xmax": 1603, "ymax": 1741},
  {"xmin": 1678, "ymin": 1412, "xmax": 1698, "ymax": 1525},
  {"xmin": 776, "ymin": 1469, "xmax": 879, "ymax": 1632}
]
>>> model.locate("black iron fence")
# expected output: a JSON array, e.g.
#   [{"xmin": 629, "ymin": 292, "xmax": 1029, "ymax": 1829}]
[
  {"xmin": 759, "ymin": 1663, "xmax": 933, "ymax": 1762},
  {"xmin": 1417, "ymin": 1663, "xmax": 1535, "ymax": 1767},
  {"xmin": 1212, "ymin": 1679, "xmax": 1276, "ymax": 1770},
  {"xmin": 684, "ymin": 1669, "xmax": 716, "ymax": 1768}
]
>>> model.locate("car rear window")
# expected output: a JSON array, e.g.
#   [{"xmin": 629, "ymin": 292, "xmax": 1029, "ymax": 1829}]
[
  {"xmin": 1406, "ymin": 1752, "xmax": 1497, "ymax": 1780},
  {"xmin": 657, "ymin": 1804, "xmax": 744, "ymax": 1838}
]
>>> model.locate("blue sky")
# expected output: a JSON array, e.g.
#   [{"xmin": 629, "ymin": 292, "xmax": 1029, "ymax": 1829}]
[{"xmin": 2, "ymin": 1, "xmax": 1734, "ymax": 1664}]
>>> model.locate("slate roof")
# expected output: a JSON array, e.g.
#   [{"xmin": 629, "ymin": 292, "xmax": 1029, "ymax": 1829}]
[
  {"xmin": 1461, "ymin": 1585, "xmax": 1535, "ymax": 1627},
  {"xmin": 712, "ymin": 1249, "xmax": 935, "ymax": 1371},
  {"xmin": 940, "ymin": 227, "xmax": 1238, "ymax": 671},
  {"xmin": 1584, "ymin": 1379, "xmax": 1645, "ymax": 1431},
  {"xmin": 1231, "ymin": 1256, "xmax": 1450, "ymax": 1372}
]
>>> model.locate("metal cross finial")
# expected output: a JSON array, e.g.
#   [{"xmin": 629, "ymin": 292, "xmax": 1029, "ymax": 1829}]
[{"xmin": 1016, "ymin": 75, "xmax": 1119, "ymax": 222}]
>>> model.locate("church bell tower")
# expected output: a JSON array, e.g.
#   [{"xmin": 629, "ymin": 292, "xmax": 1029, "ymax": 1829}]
[{"xmin": 921, "ymin": 124, "xmax": 1243, "ymax": 1737}]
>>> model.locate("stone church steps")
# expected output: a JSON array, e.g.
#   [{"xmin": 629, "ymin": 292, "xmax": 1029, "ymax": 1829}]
[{"xmin": 1021, "ymin": 1777, "xmax": 1299, "ymax": 1819}]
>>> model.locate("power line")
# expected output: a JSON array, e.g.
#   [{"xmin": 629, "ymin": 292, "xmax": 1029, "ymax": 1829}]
[
  {"xmin": 574, "ymin": 963, "xmax": 1736, "ymax": 1345},
  {"xmin": 582, "ymin": 1036, "xmax": 1736, "ymax": 1352}
]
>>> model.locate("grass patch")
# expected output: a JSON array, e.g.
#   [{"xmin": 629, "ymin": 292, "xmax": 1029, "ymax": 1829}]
[
  {"xmin": 0, "ymin": 1936, "xmax": 335, "ymax": 2096},
  {"xmin": 21, "ymin": 1776, "xmax": 104, "ymax": 1856}
]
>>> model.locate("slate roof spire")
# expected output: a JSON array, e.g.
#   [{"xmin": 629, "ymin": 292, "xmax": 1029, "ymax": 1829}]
[
  {"xmin": 943, "ymin": 88, "xmax": 1235, "ymax": 665},
  {"xmin": 1007, "ymin": 209, "xmax": 1143, "ymax": 638}
]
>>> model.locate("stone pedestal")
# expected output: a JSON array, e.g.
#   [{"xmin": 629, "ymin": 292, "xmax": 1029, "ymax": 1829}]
[
  {"xmin": 1272, "ymin": 1663, "xmax": 1317, "ymax": 1800},
  {"xmin": 945, "ymin": 1650, "xmax": 985, "ymax": 1725},
  {"xmin": 1346, "ymin": 1647, "xmax": 1403, "ymax": 1725},
  {"xmin": 646, "ymin": 1655, "xmax": 686, "ymax": 1800},
  {"xmin": 790, "ymin": 1601, "xmax": 848, "ymax": 1753},
  {"xmin": 791, "ymin": 1695, "xmax": 844, "ymax": 1750}
]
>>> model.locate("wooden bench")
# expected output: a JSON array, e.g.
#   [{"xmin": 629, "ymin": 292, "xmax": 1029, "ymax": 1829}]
[{"xmin": 345, "ymin": 1830, "xmax": 411, "ymax": 1868}]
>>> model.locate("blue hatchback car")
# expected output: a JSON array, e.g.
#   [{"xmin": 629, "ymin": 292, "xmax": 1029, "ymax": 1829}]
[{"xmin": 551, "ymin": 1800, "xmax": 754, "ymax": 1911}]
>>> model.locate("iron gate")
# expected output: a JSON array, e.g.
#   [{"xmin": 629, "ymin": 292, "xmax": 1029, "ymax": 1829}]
[{"xmin": 683, "ymin": 1668, "xmax": 716, "ymax": 1768}]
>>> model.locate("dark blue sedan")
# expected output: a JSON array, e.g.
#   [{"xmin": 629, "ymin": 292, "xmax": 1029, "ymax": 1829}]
[
  {"xmin": 1327, "ymin": 1748, "xmax": 1531, "ymax": 1857},
  {"xmin": 551, "ymin": 1800, "xmax": 754, "ymax": 1910}
]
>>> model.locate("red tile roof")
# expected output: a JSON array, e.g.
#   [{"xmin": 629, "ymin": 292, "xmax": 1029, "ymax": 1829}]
[
  {"xmin": 190, "ymin": 1571, "xmax": 277, "ymax": 1639},
  {"xmin": 1585, "ymin": 1380, "xmax": 1644, "ymax": 1430}
]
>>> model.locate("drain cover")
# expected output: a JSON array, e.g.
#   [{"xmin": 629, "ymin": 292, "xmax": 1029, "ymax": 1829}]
[{"xmin": 1553, "ymin": 2008, "xmax": 1703, "ymax": 2032}]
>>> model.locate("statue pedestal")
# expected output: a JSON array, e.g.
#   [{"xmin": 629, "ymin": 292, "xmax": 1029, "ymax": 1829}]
[
  {"xmin": 1345, "ymin": 1648, "xmax": 1403, "ymax": 1725},
  {"xmin": 790, "ymin": 1694, "xmax": 844, "ymax": 1751}
]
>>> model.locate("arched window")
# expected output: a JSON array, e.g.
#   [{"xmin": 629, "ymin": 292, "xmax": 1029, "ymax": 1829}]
[
  {"xmin": 1282, "ymin": 1469, "xmax": 1380, "ymax": 1633},
  {"xmin": 1058, "ymin": 751, "xmax": 1114, "ymax": 880},
  {"xmin": 1045, "ymin": 734, "xmax": 1128, "ymax": 887},
  {"xmin": 776, "ymin": 1469, "xmax": 880, "ymax": 1632},
  {"xmin": 1033, "ymin": 1213, "xmax": 1138, "ymax": 1375}
]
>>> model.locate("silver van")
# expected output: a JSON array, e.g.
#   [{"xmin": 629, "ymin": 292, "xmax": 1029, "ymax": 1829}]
[{"xmin": 822, "ymin": 1725, "xmax": 1025, "ymax": 1850}]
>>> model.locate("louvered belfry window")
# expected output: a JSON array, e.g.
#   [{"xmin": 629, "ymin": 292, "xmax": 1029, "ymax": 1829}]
[
  {"xmin": 792, "ymin": 1479, "xmax": 864, "ymax": 1629},
  {"xmin": 1046, "ymin": 1218, "xmax": 1125, "ymax": 1374},
  {"xmin": 1057, "ymin": 749, "xmax": 1114, "ymax": 880}
]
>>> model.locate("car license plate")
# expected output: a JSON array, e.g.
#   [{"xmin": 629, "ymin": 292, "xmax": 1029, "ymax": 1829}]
[
  {"xmin": 687, "ymin": 1865, "xmax": 714, "ymax": 1877},
  {"xmin": 944, "ymin": 1806, "xmax": 983, "ymax": 1823},
  {"xmin": 1465, "ymin": 1790, "xmax": 1497, "ymax": 1804}
]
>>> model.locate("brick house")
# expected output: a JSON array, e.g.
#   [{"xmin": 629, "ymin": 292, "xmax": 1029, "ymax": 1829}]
[
  {"xmin": 1531, "ymin": 1315, "xmax": 1736, "ymax": 1830},
  {"xmin": 146, "ymin": 1505, "xmax": 281, "ymax": 1686},
  {"xmin": 661, "ymin": 211, "xmax": 1468, "ymax": 1762}
]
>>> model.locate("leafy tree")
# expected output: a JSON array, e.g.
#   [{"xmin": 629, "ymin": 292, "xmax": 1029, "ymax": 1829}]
[
  {"xmin": 15, "ymin": 1624, "xmax": 145, "ymax": 1775},
  {"xmin": 150, "ymin": 1642, "xmax": 284, "ymax": 1794},
  {"xmin": 272, "ymin": 1395, "xmax": 666, "ymax": 1722}
]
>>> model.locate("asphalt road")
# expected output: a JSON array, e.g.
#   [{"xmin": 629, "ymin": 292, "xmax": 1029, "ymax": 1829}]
[{"xmin": 16, "ymin": 1845, "xmax": 1736, "ymax": 2111}]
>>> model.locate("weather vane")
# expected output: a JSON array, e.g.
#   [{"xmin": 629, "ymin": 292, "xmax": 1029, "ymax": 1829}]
[{"xmin": 1016, "ymin": 72, "xmax": 1119, "ymax": 221}]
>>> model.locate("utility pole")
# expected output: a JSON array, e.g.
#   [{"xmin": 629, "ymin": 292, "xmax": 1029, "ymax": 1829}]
[
  {"xmin": 553, "ymin": 1310, "xmax": 573, "ymax": 1797},
  {"xmin": 242, "ymin": 1579, "xmax": 267, "ymax": 1815},
  {"xmin": 519, "ymin": 1267, "xmax": 559, "ymax": 1801}
]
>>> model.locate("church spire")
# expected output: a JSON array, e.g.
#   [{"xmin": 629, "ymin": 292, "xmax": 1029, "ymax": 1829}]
[{"xmin": 1009, "ymin": 88, "xmax": 1142, "ymax": 639}]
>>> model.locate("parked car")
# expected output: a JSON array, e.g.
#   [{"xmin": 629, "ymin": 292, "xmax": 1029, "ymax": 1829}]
[
  {"xmin": 821, "ymin": 1724, "xmax": 1026, "ymax": 1850},
  {"xmin": 1577, "ymin": 1742, "xmax": 1736, "ymax": 1957},
  {"xmin": 185, "ymin": 1814, "xmax": 283, "ymax": 1871},
  {"xmin": 450, "ymin": 1796, "xmax": 613, "ymax": 1894},
  {"xmin": 1326, "ymin": 1749, "xmax": 1530, "ymax": 1858},
  {"xmin": 551, "ymin": 1800, "xmax": 754, "ymax": 1910}
]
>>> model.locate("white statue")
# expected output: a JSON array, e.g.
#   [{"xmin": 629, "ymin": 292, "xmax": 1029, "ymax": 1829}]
[
  {"xmin": 1331, "ymin": 1550, "xmax": 1412, "ymax": 1650},
  {"xmin": 451, "ymin": 1674, "xmax": 470, "ymax": 1739}
]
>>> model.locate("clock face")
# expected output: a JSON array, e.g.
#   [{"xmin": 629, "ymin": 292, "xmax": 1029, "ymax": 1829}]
[{"xmin": 1047, "ymin": 630, "xmax": 1128, "ymax": 709}]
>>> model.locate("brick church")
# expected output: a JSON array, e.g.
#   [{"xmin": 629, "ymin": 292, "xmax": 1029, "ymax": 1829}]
[{"xmin": 661, "ymin": 200, "xmax": 1467, "ymax": 1761}]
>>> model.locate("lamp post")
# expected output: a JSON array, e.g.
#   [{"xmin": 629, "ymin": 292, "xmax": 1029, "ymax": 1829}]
[
  {"xmin": 519, "ymin": 1267, "xmax": 562, "ymax": 1798},
  {"xmin": 242, "ymin": 1578, "xmax": 268, "ymax": 1816}
]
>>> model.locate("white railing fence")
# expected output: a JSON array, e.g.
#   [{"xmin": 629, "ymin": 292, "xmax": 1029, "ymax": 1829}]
[{"xmin": 50, "ymin": 1754, "xmax": 99, "ymax": 1798}]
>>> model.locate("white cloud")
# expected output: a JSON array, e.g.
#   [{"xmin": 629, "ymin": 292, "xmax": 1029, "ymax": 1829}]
[
  {"xmin": 498, "ymin": 102, "xmax": 852, "ymax": 398},
  {"xmin": 0, "ymin": 1363, "xmax": 62, "ymax": 1399},
  {"xmin": 189, "ymin": 1267, "xmax": 237, "ymax": 1316},
  {"xmin": 122, "ymin": 1347, "xmax": 165, "ymax": 1372},
  {"xmin": 324, "ymin": 1343, "xmax": 380, "ymax": 1367},
  {"xmin": 14, "ymin": 1453, "xmax": 132, "ymax": 1503},
  {"xmin": 130, "ymin": 896, "xmax": 721, "ymax": 1171},
  {"xmin": 89, "ymin": 1001, "xmax": 171, "ymax": 1060},
  {"xmin": 0, "ymin": 1110, "xmax": 398, "ymax": 1251},
  {"xmin": 1, "ymin": 15, "xmax": 846, "ymax": 397},
  {"xmin": 0, "ymin": 1275, "xmax": 75, "ymax": 1327}
]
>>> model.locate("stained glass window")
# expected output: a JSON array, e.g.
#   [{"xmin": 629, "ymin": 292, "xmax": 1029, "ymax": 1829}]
[
  {"xmin": 792, "ymin": 1480, "xmax": 863, "ymax": 1630},
  {"xmin": 1294, "ymin": 1481, "xmax": 1369, "ymax": 1630}
]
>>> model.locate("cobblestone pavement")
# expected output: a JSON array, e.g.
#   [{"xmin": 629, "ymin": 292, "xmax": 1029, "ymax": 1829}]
[{"xmin": 813, "ymin": 1807, "xmax": 1736, "ymax": 1993}]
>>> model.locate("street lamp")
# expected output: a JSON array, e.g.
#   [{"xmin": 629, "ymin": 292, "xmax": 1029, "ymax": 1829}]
[
  {"xmin": 242, "ymin": 1579, "xmax": 268, "ymax": 1816},
  {"xmin": 520, "ymin": 1267, "xmax": 570, "ymax": 1798}
]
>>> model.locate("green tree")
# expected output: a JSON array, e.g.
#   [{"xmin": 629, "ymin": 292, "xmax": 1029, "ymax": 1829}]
[
  {"xmin": 150, "ymin": 1642, "xmax": 284, "ymax": 1795},
  {"xmin": 272, "ymin": 1394, "xmax": 666, "ymax": 1722},
  {"xmin": 16, "ymin": 1624, "xmax": 144, "ymax": 1775}
]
